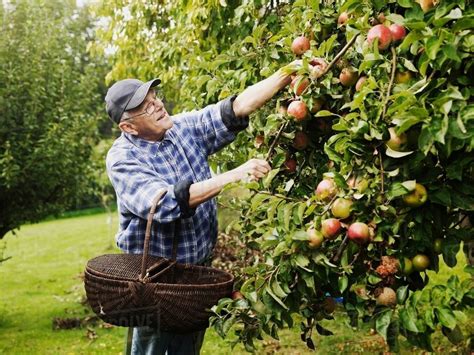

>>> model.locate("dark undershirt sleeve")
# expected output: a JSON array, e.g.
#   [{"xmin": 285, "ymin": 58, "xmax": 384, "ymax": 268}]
[
  {"xmin": 220, "ymin": 95, "xmax": 249, "ymax": 133},
  {"xmin": 174, "ymin": 179, "xmax": 196, "ymax": 218}
]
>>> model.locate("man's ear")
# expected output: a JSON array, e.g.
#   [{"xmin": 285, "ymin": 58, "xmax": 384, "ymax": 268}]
[{"xmin": 118, "ymin": 121, "xmax": 138, "ymax": 135}]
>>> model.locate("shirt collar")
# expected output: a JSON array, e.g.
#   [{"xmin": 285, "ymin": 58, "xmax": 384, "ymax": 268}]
[{"xmin": 122, "ymin": 130, "xmax": 174, "ymax": 155}]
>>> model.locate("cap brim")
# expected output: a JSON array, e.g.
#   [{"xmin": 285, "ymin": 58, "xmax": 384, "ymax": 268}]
[{"xmin": 125, "ymin": 78, "xmax": 161, "ymax": 111}]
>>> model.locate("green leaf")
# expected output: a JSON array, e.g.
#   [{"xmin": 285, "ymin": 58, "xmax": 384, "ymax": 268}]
[
  {"xmin": 292, "ymin": 230, "xmax": 309, "ymax": 241},
  {"xmin": 397, "ymin": 0, "xmax": 413, "ymax": 8},
  {"xmin": 385, "ymin": 146, "xmax": 414, "ymax": 158},
  {"xmin": 314, "ymin": 110, "xmax": 336, "ymax": 117},
  {"xmin": 294, "ymin": 254, "xmax": 310, "ymax": 269},
  {"xmin": 273, "ymin": 241, "xmax": 288, "ymax": 257},
  {"xmin": 283, "ymin": 203, "xmax": 294, "ymax": 230},
  {"xmin": 251, "ymin": 193, "xmax": 271, "ymax": 211},
  {"xmin": 400, "ymin": 307, "xmax": 419, "ymax": 333},
  {"xmin": 435, "ymin": 306, "xmax": 457, "ymax": 329},
  {"xmin": 397, "ymin": 285, "xmax": 409, "ymax": 304},
  {"xmin": 263, "ymin": 169, "xmax": 280, "ymax": 188},
  {"xmin": 222, "ymin": 314, "xmax": 237, "ymax": 334},
  {"xmin": 387, "ymin": 182, "xmax": 411, "ymax": 199},
  {"xmin": 426, "ymin": 36, "xmax": 443, "ymax": 60},
  {"xmin": 376, "ymin": 309, "xmax": 393, "ymax": 341},
  {"xmin": 265, "ymin": 285, "xmax": 289, "ymax": 310},
  {"xmin": 402, "ymin": 180, "xmax": 416, "ymax": 191},
  {"xmin": 338, "ymin": 274, "xmax": 348, "ymax": 293},
  {"xmin": 429, "ymin": 188, "xmax": 452, "ymax": 207},
  {"xmin": 271, "ymin": 278, "xmax": 288, "ymax": 298},
  {"xmin": 442, "ymin": 325, "xmax": 464, "ymax": 345},
  {"xmin": 387, "ymin": 320, "xmax": 400, "ymax": 352}
]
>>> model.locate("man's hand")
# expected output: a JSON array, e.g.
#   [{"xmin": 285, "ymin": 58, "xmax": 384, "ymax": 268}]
[
  {"xmin": 188, "ymin": 159, "xmax": 271, "ymax": 208},
  {"xmin": 232, "ymin": 159, "xmax": 272, "ymax": 182}
]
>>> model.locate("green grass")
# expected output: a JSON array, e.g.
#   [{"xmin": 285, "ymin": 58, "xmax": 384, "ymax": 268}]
[{"xmin": 0, "ymin": 211, "xmax": 471, "ymax": 354}]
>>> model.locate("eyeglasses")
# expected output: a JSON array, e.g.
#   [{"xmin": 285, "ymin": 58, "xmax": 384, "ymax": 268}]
[{"xmin": 122, "ymin": 91, "xmax": 164, "ymax": 121}]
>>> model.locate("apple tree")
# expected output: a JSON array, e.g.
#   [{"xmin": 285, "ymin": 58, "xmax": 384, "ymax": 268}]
[
  {"xmin": 93, "ymin": 0, "xmax": 473, "ymax": 351},
  {"xmin": 0, "ymin": 0, "xmax": 109, "ymax": 239}
]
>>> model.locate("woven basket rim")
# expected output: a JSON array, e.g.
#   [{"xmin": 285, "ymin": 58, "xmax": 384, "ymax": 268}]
[{"xmin": 85, "ymin": 263, "xmax": 234, "ymax": 289}]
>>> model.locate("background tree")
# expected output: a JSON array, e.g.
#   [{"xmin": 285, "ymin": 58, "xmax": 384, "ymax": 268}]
[
  {"xmin": 0, "ymin": 0, "xmax": 109, "ymax": 238},
  {"xmin": 93, "ymin": 0, "xmax": 473, "ymax": 351}
]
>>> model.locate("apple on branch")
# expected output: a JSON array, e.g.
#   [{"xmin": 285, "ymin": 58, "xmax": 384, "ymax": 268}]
[
  {"xmin": 291, "ymin": 36, "xmax": 310, "ymax": 55},
  {"xmin": 287, "ymin": 100, "xmax": 308, "ymax": 121},
  {"xmin": 321, "ymin": 218, "xmax": 342, "ymax": 240},
  {"xmin": 315, "ymin": 179, "xmax": 337, "ymax": 201},
  {"xmin": 367, "ymin": 24, "xmax": 392, "ymax": 50}
]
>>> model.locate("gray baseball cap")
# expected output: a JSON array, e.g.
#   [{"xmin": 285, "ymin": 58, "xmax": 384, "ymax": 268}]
[{"xmin": 105, "ymin": 78, "xmax": 161, "ymax": 124}]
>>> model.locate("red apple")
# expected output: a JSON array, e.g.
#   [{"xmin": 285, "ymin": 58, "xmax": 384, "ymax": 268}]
[
  {"xmin": 355, "ymin": 76, "xmax": 367, "ymax": 92},
  {"xmin": 321, "ymin": 218, "xmax": 341, "ymax": 239},
  {"xmin": 287, "ymin": 100, "xmax": 308, "ymax": 121},
  {"xmin": 293, "ymin": 131, "xmax": 309, "ymax": 150},
  {"xmin": 389, "ymin": 24, "xmax": 406, "ymax": 42},
  {"xmin": 290, "ymin": 76, "xmax": 310, "ymax": 96},
  {"xmin": 231, "ymin": 290, "xmax": 244, "ymax": 300},
  {"xmin": 347, "ymin": 222, "xmax": 370, "ymax": 244},
  {"xmin": 291, "ymin": 36, "xmax": 310, "ymax": 55},
  {"xmin": 254, "ymin": 135, "xmax": 264, "ymax": 148},
  {"xmin": 284, "ymin": 158, "xmax": 297, "ymax": 173},
  {"xmin": 307, "ymin": 228, "xmax": 324, "ymax": 249},
  {"xmin": 339, "ymin": 68, "xmax": 358, "ymax": 87},
  {"xmin": 367, "ymin": 24, "xmax": 392, "ymax": 50},
  {"xmin": 337, "ymin": 12, "xmax": 349, "ymax": 26},
  {"xmin": 315, "ymin": 179, "xmax": 336, "ymax": 200},
  {"xmin": 331, "ymin": 198, "xmax": 352, "ymax": 219}
]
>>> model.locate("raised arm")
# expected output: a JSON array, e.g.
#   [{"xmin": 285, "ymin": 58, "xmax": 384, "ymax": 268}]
[{"xmin": 232, "ymin": 63, "xmax": 299, "ymax": 117}]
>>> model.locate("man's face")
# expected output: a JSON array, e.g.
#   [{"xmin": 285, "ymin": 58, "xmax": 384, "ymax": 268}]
[{"xmin": 118, "ymin": 90, "xmax": 173, "ymax": 141}]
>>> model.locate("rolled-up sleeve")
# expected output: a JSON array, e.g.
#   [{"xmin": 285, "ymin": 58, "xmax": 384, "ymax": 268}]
[
  {"xmin": 108, "ymin": 159, "xmax": 194, "ymax": 222},
  {"xmin": 173, "ymin": 95, "xmax": 249, "ymax": 156}
]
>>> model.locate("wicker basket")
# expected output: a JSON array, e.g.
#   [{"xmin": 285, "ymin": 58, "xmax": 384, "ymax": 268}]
[{"xmin": 84, "ymin": 189, "xmax": 234, "ymax": 333}]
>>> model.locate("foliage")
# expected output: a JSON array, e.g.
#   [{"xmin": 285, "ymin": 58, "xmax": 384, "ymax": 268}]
[
  {"xmin": 0, "ymin": 0, "xmax": 109, "ymax": 238},
  {"xmin": 0, "ymin": 211, "xmax": 471, "ymax": 354},
  {"xmin": 94, "ymin": 0, "xmax": 473, "ymax": 351}
]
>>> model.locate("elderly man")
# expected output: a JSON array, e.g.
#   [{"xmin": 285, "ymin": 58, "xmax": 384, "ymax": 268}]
[{"xmin": 105, "ymin": 65, "xmax": 295, "ymax": 354}]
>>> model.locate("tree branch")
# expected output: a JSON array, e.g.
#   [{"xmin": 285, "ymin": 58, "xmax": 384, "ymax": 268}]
[
  {"xmin": 322, "ymin": 33, "xmax": 360, "ymax": 77},
  {"xmin": 265, "ymin": 121, "xmax": 288, "ymax": 162},
  {"xmin": 332, "ymin": 235, "xmax": 349, "ymax": 263},
  {"xmin": 382, "ymin": 46, "xmax": 397, "ymax": 121}
]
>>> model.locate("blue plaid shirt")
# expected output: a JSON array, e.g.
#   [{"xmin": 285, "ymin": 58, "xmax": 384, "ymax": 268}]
[{"xmin": 106, "ymin": 96, "xmax": 247, "ymax": 264}]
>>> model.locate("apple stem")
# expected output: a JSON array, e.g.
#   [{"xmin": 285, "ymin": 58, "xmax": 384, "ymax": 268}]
[
  {"xmin": 381, "ymin": 46, "xmax": 397, "ymax": 121},
  {"xmin": 332, "ymin": 235, "xmax": 349, "ymax": 263},
  {"xmin": 348, "ymin": 250, "xmax": 362, "ymax": 267}
]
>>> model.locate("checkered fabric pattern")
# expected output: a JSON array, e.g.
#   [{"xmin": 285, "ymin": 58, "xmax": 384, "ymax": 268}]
[{"xmin": 106, "ymin": 98, "xmax": 241, "ymax": 264}]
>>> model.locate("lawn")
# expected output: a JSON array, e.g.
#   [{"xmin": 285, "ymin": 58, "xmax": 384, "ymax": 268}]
[{"xmin": 0, "ymin": 211, "xmax": 471, "ymax": 354}]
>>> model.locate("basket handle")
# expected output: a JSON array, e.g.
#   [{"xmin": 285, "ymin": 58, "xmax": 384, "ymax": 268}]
[{"xmin": 140, "ymin": 188, "xmax": 168, "ymax": 281}]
